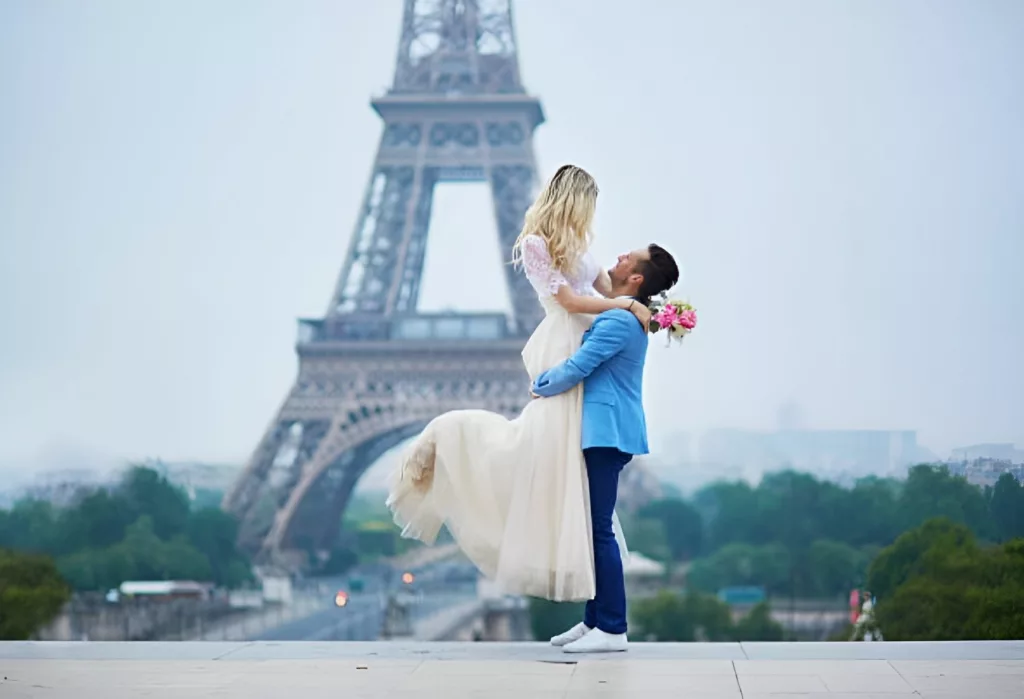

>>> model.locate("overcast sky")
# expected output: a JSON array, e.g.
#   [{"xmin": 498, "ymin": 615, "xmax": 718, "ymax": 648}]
[{"xmin": 1, "ymin": 0, "xmax": 1022, "ymax": 484}]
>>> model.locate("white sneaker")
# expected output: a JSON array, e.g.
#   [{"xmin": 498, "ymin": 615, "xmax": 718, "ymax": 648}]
[
  {"xmin": 550, "ymin": 622, "xmax": 591, "ymax": 647},
  {"xmin": 563, "ymin": 628, "xmax": 628, "ymax": 654}
]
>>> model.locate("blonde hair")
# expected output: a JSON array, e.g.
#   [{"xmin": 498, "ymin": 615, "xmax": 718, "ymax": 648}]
[{"xmin": 512, "ymin": 164, "xmax": 598, "ymax": 275}]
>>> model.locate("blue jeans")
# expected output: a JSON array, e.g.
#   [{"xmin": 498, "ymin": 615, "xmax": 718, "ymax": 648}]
[{"xmin": 582, "ymin": 447, "xmax": 632, "ymax": 635}]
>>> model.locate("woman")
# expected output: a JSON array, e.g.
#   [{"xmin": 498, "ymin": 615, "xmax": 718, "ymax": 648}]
[{"xmin": 386, "ymin": 165, "xmax": 648, "ymax": 601}]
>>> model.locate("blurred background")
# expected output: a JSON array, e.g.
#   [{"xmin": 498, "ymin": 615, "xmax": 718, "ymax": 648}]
[{"xmin": 1, "ymin": 0, "xmax": 1022, "ymax": 644}]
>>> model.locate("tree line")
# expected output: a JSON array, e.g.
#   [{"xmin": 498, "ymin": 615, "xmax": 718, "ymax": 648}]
[
  {"xmin": 624, "ymin": 465, "xmax": 1024, "ymax": 600},
  {"xmin": 0, "ymin": 466, "xmax": 253, "ymax": 593},
  {"xmin": 532, "ymin": 464, "xmax": 1024, "ymax": 641},
  {"xmin": 867, "ymin": 518, "xmax": 1024, "ymax": 640}
]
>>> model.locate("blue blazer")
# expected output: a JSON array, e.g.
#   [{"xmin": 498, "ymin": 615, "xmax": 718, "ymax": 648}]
[{"xmin": 531, "ymin": 308, "xmax": 649, "ymax": 455}]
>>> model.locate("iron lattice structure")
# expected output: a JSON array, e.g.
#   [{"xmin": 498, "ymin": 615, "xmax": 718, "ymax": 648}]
[{"xmin": 223, "ymin": 0, "xmax": 545, "ymax": 563}]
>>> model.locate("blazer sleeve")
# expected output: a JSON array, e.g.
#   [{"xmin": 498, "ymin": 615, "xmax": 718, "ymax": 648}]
[{"xmin": 531, "ymin": 311, "xmax": 633, "ymax": 397}]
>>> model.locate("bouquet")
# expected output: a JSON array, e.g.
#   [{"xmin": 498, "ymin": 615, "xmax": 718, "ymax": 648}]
[{"xmin": 648, "ymin": 295, "xmax": 697, "ymax": 344}]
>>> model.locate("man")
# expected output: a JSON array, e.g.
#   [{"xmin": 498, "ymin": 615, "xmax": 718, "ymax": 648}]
[{"xmin": 531, "ymin": 244, "xmax": 680, "ymax": 653}]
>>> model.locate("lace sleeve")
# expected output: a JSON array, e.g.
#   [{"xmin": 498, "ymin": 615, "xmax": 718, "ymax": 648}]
[{"xmin": 521, "ymin": 234, "xmax": 570, "ymax": 296}]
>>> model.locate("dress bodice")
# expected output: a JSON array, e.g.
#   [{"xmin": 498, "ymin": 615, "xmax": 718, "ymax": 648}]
[{"xmin": 520, "ymin": 234, "xmax": 599, "ymax": 305}]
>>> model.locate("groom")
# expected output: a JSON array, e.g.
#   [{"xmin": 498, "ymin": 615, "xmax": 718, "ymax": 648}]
[{"xmin": 531, "ymin": 243, "xmax": 680, "ymax": 653}]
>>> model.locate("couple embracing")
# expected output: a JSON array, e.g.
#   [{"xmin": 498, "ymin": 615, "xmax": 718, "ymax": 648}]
[{"xmin": 387, "ymin": 165, "xmax": 689, "ymax": 653}]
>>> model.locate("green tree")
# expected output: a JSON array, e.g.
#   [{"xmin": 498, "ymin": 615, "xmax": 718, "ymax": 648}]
[
  {"xmin": 528, "ymin": 598, "xmax": 585, "ymax": 642},
  {"xmin": 2, "ymin": 466, "xmax": 252, "ymax": 592},
  {"xmin": 866, "ymin": 518, "xmax": 975, "ymax": 600},
  {"xmin": 757, "ymin": 471, "xmax": 846, "ymax": 548},
  {"xmin": 56, "ymin": 516, "xmax": 216, "ymax": 591},
  {"xmin": 120, "ymin": 467, "xmax": 191, "ymax": 540},
  {"xmin": 687, "ymin": 542, "xmax": 791, "ymax": 595},
  {"xmin": 190, "ymin": 488, "xmax": 225, "ymax": 511},
  {"xmin": 343, "ymin": 492, "xmax": 394, "ymax": 528},
  {"xmin": 831, "ymin": 476, "xmax": 902, "ymax": 547},
  {"xmin": 637, "ymin": 498, "xmax": 704, "ymax": 561},
  {"xmin": 732, "ymin": 601, "xmax": 785, "ymax": 641},
  {"xmin": 620, "ymin": 515, "xmax": 671, "ymax": 562},
  {"xmin": 989, "ymin": 473, "xmax": 1024, "ymax": 542},
  {"xmin": 159, "ymin": 537, "xmax": 215, "ymax": 582},
  {"xmin": 0, "ymin": 549, "xmax": 71, "ymax": 640},
  {"xmin": 898, "ymin": 465, "xmax": 996, "ymax": 540},
  {"xmin": 692, "ymin": 481, "xmax": 761, "ymax": 549},
  {"xmin": 56, "ymin": 489, "xmax": 134, "ymax": 555},
  {"xmin": 803, "ymin": 539, "xmax": 869, "ymax": 598},
  {"xmin": 355, "ymin": 523, "xmax": 399, "ymax": 558},
  {"xmin": 631, "ymin": 590, "xmax": 696, "ymax": 641},
  {"xmin": 690, "ymin": 471, "xmax": 906, "ymax": 556},
  {"xmin": 116, "ymin": 516, "xmax": 211, "ymax": 582},
  {"xmin": 186, "ymin": 508, "xmax": 251, "ymax": 587},
  {"xmin": 320, "ymin": 546, "xmax": 359, "ymax": 576},
  {"xmin": 870, "ymin": 520, "xmax": 1024, "ymax": 640},
  {"xmin": 632, "ymin": 591, "xmax": 785, "ymax": 642},
  {"xmin": 632, "ymin": 590, "xmax": 734, "ymax": 642},
  {"xmin": 683, "ymin": 591, "xmax": 735, "ymax": 641},
  {"xmin": 0, "ymin": 500, "xmax": 59, "ymax": 553}
]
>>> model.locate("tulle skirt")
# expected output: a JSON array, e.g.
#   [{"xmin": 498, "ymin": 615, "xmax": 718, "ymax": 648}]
[{"xmin": 385, "ymin": 304, "xmax": 627, "ymax": 601}]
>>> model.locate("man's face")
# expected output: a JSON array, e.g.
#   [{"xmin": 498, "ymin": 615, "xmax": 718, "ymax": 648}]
[{"xmin": 609, "ymin": 247, "xmax": 651, "ymax": 285}]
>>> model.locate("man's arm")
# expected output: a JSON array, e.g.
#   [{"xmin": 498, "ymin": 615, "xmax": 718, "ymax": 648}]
[{"xmin": 531, "ymin": 312, "xmax": 634, "ymax": 398}]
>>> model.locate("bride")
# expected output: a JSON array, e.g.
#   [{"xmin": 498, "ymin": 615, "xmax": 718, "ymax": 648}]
[{"xmin": 385, "ymin": 165, "xmax": 648, "ymax": 601}]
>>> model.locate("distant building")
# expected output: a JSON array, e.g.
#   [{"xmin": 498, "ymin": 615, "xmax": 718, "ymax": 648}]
[
  {"xmin": 0, "ymin": 461, "xmax": 241, "ymax": 507},
  {"xmin": 143, "ymin": 460, "xmax": 241, "ymax": 500},
  {"xmin": 947, "ymin": 458, "xmax": 1022, "ymax": 487},
  {"xmin": 11, "ymin": 469, "xmax": 115, "ymax": 507},
  {"xmin": 647, "ymin": 428, "xmax": 935, "ymax": 492},
  {"xmin": 623, "ymin": 552, "xmax": 666, "ymax": 597},
  {"xmin": 946, "ymin": 444, "xmax": 1023, "ymax": 487},
  {"xmin": 118, "ymin": 580, "xmax": 213, "ymax": 601},
  {"xmin": 950, "ymin": 443, "xmax": 1024, "ymax": 463}
]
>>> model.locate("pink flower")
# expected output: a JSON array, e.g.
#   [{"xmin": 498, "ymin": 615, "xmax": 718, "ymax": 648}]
[
  {"xmin": 648, "ymin": 299, "xmax": 699, "ymax": 342},
  {"xmin": 652, "ymin": 307, "xmax": 674, "ymax": 329},
  {"xmin": 677, "ymin": 309, "xmax": 697, "ymax": 330}
]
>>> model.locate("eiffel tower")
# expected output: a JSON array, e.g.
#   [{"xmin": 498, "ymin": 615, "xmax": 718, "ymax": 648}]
[{"xmin": 222, "ymin": 0, "xmax": 545, "ymax": 564}]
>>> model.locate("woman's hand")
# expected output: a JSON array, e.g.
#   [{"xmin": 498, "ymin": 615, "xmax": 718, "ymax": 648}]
[{"xmin": 619, "ymin": 298, "xmax": 651, "ymax": 328}]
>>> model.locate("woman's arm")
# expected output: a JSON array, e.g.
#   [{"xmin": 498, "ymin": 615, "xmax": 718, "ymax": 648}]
[
  {"xmin": 554, "ymin": 285, "xmax": 651, "ymax": 327},
  {"xmin": 518, "ymin": 233, "xmax": 650, "ymax": 325},
  {"xmin": 593, "ymin": 268, "xmax": 613, "ymax": 298}
]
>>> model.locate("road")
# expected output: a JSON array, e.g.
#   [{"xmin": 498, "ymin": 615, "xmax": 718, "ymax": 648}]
[
  {"xmin": 254, "ymin": 559, "xmax": 480, "ymax": 641},
  {"xmin": 254, "ymin": 592, "xmax": 383, "ymax": 641}
]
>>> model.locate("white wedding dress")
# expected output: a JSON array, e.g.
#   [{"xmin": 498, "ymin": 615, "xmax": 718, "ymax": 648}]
[{"xmin": 386, "ymin": 234, "xmax": 627, "ymax": 602}]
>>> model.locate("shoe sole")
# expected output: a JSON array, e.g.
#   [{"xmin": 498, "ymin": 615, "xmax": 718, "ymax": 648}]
[{"xmin": 562, "ymin": 646, "xmax": 627, "ymax": 654}]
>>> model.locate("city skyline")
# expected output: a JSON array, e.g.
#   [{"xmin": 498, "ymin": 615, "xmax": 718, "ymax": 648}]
[
  {"xmin": 2, "ymin": 0, "xmax": 1022, "ymax": 479},
  {"xmin": 5, "ymin": 429, "xmax": 1018, "ymax": 505}
]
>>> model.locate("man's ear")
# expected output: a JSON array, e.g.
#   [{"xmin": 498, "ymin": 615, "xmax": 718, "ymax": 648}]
[{"xmin": 628, "ymin": 272, "xmax": 644, "ymax": 287}]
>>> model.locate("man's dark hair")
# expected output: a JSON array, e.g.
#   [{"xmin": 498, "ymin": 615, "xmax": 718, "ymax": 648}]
[{"xmin": 635, "ymin": 244, "xmax": 680, "ymax": 303}]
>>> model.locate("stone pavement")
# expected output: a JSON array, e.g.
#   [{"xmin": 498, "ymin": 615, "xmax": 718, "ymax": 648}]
[{"xmin": 1, "ymin": 641, "xmax": 1022, "ymax": 698}]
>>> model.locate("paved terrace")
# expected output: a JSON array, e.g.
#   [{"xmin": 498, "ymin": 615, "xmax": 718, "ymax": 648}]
[{"xmin": 2, "ymin": 641, "xmax": 1022, "ymax": 698}]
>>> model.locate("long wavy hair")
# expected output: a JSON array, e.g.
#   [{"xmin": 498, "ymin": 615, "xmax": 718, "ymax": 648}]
[{"xmin": 512, "ymin": 164, "xmax": 598, "ymax": 275}]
